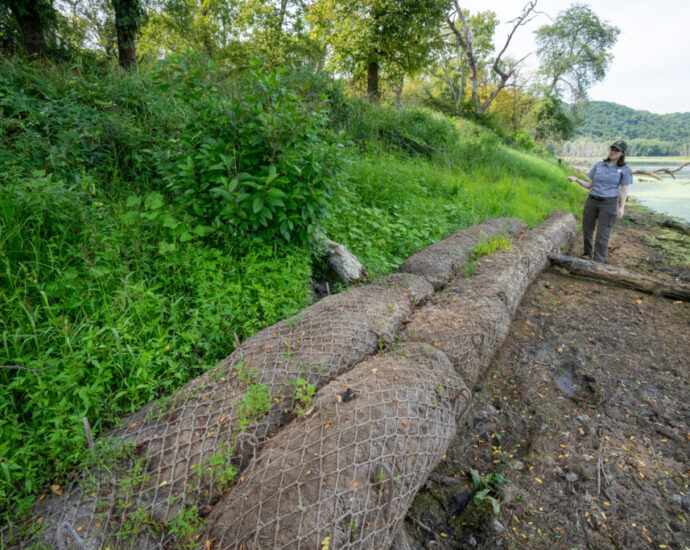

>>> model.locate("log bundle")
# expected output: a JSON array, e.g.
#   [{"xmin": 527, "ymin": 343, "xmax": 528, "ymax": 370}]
[
  {"xmin": 14, "ymin": 218, "xmax": 528, "ymax": 549},
  {"xmin": 202, "ymin": 211, "xmax": 576, "ymax": 549}
]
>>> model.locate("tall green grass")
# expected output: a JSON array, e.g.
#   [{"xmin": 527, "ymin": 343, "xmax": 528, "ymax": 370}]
[
  {"xmin": 324, "ymin": 130, "xmax": 582, "ymax": 277},
  {"xmin": 0, "ymin": 56, "xmax": 584, "ymax": 520}
]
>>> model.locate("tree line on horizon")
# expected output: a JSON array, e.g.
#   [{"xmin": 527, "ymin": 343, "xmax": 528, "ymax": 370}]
[
  {"xmin": 564, "ymin": 101, "xmax": 690, "ymax": 157},
  {"xmin": 1, "ymin": 0, "xmax": 623, "ymax": 143}
]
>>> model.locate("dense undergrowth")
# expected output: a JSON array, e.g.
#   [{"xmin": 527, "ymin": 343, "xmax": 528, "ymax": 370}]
[{"xmin": 0, "ymin": 55, "xmax": 583, "ymax": 520}]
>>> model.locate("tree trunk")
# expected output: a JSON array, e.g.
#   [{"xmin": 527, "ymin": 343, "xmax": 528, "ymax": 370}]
[
  {"xmin": 550, "ymin": 254, "xmax": 690, "ymax": 301},
  {"xmin": 116, "ymin": 34, "xmax": 136, "ymax": 69},
  {"xmin": 367, "ymin": 60, "xmax": 380, "ymax": 99},
  {"xmin": 395, "ymin": 76, "xmax": 404, "ymax": 106},
  {"xmin": 8, "ymin": 0, "xmax": 49, "ymax": 57},
  {"xmin": 277, "ymin": 0, "xmax": 288, "ymax": 32},
  {"xmin": 112, "ymin": 0, "xmax": 140, "ymax": 70}
]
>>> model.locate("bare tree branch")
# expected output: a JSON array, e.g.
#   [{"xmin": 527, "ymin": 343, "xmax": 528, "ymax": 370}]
[
  {"xmin": 448, "ymin": 0, "xmax": 541, "ymax": 114},
  {"xmin": 632, "ymin": 162, "xmax": 690, "ymax": 181}
]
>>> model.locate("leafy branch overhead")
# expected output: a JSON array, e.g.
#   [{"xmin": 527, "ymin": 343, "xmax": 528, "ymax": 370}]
[
  {"xmin": 535, "ymin": 3, "xmax": 620, "ymax": 102},
  {"xmin": 308, "ymin": 0, "xmax": 448, "ymax": 98}
]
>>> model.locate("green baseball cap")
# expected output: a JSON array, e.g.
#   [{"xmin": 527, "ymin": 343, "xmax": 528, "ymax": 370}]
[{"xmin": 610, "ymin": 139, "xmax": 627, "ymax": 152}]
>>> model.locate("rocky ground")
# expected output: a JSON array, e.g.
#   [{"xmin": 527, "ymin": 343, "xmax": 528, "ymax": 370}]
[{"xmin": 404, "ymin": 203, "xmax": 690, "ymax": 550}]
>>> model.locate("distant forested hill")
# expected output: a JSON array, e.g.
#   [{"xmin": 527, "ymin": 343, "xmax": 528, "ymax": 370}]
[{"xmin": 569, "ymin": 101, "xmax": 690, "ymax": 156}]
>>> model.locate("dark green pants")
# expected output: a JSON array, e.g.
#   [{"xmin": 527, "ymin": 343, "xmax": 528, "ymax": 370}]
[{"xmin": 582, "ymin": 195, "xmax": 618, "ymax": 263}]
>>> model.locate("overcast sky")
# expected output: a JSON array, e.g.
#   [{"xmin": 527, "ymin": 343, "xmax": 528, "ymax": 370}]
[{"xmin": 453, "ymin": 0, "xmax": 690, "ymax": 114}]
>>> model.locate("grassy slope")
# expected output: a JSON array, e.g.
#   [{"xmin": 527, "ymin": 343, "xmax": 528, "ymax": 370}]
[{"xmin": 0, "ymin": 59, "xmax": 584, "ymax": 520}]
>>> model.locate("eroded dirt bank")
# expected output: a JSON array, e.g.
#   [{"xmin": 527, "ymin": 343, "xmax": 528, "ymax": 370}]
[{"xmin": 404, "ymin": 203, "xmax": 690, "ymax": 550}]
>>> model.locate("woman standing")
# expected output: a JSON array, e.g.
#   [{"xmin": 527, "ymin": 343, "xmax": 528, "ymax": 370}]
[{"xmin": 566, "ymin": 140, "xmax": 633, "ymax": 263}]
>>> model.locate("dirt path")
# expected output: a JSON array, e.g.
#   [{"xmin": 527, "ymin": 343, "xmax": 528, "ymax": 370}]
[{"xmin": 405, "ymin": 204, "xmax": 690, "ymax": 549}]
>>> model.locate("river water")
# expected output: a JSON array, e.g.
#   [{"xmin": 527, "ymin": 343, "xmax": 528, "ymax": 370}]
[{"xmin": 567, "ymin": 157, "xmax": 690, "ymax": 223}]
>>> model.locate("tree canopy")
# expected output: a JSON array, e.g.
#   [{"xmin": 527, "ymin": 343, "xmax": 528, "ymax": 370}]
[
  {"xmin": 308, "ymin": 0, "xmax": 448, "ymax": 98},
  {"xmin": 535, "ymin": 3, "xmax": 619, "ymax": 102}
]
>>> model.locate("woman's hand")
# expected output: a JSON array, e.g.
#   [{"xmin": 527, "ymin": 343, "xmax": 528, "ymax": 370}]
[{"xmin": 567, "ymin": 176, "xmax": 592, "ymax": 189}]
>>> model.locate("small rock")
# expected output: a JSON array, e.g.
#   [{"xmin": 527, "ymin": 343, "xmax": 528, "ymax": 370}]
[
  {"xmin": 671, "ymin": 494, "xmax": 682, "ymax": 505},
  {"xmin": 678, "ymin": 494, "xmax": 690, "ymax": 512},
  {"xmin": 468, "ymin": 535, "xmax": 478, "ymax": 547},
  {"xmin": 492, "ymin": 519, "xmax": 505, "ymax": 534},
  {"xmin": 565, "ymin": 472, "xmax": 578, "ymax": 483},
  {"xmin": 512, "ymin": 460, "xmax": 525, "ymax": 471},
  {"xmin": 482, "ymin": 405, "xmax": 498, "ymax": 417}
]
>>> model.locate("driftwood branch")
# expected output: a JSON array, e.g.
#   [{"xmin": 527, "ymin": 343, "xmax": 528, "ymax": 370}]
[
  {"xmin": 550, "ymin": 254, "xmax": 690, "ymax": 301},
  {"xmin": 662, "ymin": 219, "xmax": 690, "ymax": 235},
  {"xmin": 632, "ymin": 162, "xmax": 690, "ymax": 180},
  {"xmin": 314, "ymin": 230, "xmax": 370, "ymax": 284}
]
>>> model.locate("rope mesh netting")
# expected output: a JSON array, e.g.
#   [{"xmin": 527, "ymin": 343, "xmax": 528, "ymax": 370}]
[
  {"xmin": 404, "ymin": 211, "xmax": 577, "ymax": 389},
  {"xmin": 7, "ymin": 212, "xmax": 576, "ymax": 549},
  {"xmin": 204, "ymin": 343, "xmax": 471, "ymax": 549},
  {"xmin": 201, "ymin": 211, "xmax": 575, "ymax": 549},
  {"xmin": 15, "ymin": 274, "xmax": 433, "ymax": 548},
  {"xmin": 400, "ymin": 218, "xmax": 528, "ymax": 289}
]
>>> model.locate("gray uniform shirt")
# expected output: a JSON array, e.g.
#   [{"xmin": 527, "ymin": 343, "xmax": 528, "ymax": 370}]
[{"xmin": 587, "ymin": 161, "xmax": 633, "ymax": 198}]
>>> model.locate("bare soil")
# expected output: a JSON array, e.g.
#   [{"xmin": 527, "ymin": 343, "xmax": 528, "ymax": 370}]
[{"xmin": 405, "ymin": 203, "xmax": 690, "ymax": 550}]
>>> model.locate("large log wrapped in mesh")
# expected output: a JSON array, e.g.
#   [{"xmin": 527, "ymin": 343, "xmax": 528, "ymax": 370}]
[
  {"xmin": 400, "ymin": 217, "xmax": 528, "ymax": 289},
  {"xmin": 19, "ymin": 274, "xmax": 433, "ymax": 549},
  {"xmin": 10, "ymin": 216, "xmax": 544, "ymax": 549},
  {"xmin": 404, "ymin": 210, "xmax": 576, "ymax": 388},
  {"xmin": 203, "ymin": 343, "xmax": 471, "ymax": 549}
]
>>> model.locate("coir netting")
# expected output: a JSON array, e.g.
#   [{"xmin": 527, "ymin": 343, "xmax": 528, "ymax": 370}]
[
  {"xmin": 203, "ymin": 343, "xmax": 471, "ymax": 549},
  {"xmin": 404, "ymin": 210, "xmax": 576, "ymax": 388},
  {"xmin": 400, "ymin": 217, "xmax": 528, "ymax": 289},
  {"xmin": 17, "ymin": 274, "xmax": 432, "ymax": 549},
  {"xmin": 202, "ymin": 211, "xmax": 575, "ymax": 549}
]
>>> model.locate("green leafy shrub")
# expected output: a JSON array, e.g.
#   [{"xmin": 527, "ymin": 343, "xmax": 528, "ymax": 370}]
[{"xmin": 152, "ymin": 55, "xmax": 344, "ymax": 244}]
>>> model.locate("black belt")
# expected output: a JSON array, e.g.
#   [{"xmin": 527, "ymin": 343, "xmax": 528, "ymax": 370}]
[{"xmin": 589, "ymin": 195, "xmax": 615, "ymax": 201}]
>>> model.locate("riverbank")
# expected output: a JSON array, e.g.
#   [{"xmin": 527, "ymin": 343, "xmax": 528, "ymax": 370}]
[{"xmin": 404, "ymin": 201, "xmax": 690, "ymax": 549}]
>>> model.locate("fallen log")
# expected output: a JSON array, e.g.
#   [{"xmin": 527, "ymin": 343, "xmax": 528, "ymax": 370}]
[
  {"xmin": 315, "ymin": 230, "xmax": 370, "ymax": 283},
  {"xmin": 549, "ymin": 254, "xmax": 690, "ymax": 301},
  {"xmin": 662, "ymin": 219, "xmax": 690, "ymax": 235}
]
